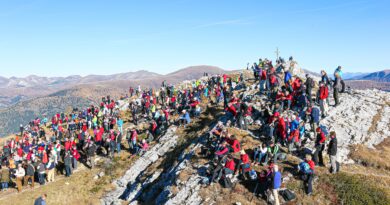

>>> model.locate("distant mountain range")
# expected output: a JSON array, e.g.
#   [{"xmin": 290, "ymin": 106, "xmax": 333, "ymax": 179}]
[{"xmin": 0, "ymin": 66, "xmax": 225, "ymax": 136}]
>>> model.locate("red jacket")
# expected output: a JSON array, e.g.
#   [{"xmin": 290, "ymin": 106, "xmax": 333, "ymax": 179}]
[
  {"xmin": 64, "ymin": 141, "xmax": 72, "ymax": 151},
  {"xmin": 226, "ymin": 105, "xmax": 237, "ymax": 117},
  {"xmin": 307, "ymin": 159, "xmax": 315, "ymax": 171},
  {"xmin": 288, "ymin": 129, "xmax": 300, "ymax": 142},
  {"xmin": 241, "ymin": 154, "xmax": 250, "ymax": 164},
  {"xmin": 319, "ymin": 86, "xmax": 329, "ymax": 100},
  {"xmin": 230, "ymin": 139, "xmax": 241, "ymax": 153},
  {"xmin": 225, "ymin": 159, "xmax": 235, "ymax": 171},
  {"xmin": 277, "ymin": 118, "xmax": 286, "ymax": 139},
  {"xmin": 261, "ymin": 70, "xmax": 267, "ymax": 80},
  {"xmin": 72, "ymin": 149, "xmax": 81, "ymax": 160}
]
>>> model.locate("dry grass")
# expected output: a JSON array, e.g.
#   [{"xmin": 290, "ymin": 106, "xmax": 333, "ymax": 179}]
[{"xmin": 350, "ymin": 138, "xmax": 390, "ymax": 170}]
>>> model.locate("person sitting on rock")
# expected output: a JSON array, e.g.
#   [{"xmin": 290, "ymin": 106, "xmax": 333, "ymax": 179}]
[
  {"xmin": 178, "ymin": 110, "xmax": 191, "ymax": 126},
  {"xmin": 235, "ymin": 150, "xmax": 251, "ymax": 180}
]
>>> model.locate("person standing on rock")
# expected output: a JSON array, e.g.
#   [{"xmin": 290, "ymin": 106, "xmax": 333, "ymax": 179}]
[
  {"xmin": 320, "ymin": 70, "xmax": 331, "ymax": 105},
  {"xmin": 305, "ymin": 74, "xmax": 314, "ymax": 105},
  {"xmin": 327, "ymin": 131, "xmax": 338, "ymax": 173},
  {"xmin": 318, "ymin": 82, "xmax": 329, "ymax": 118},
  {"xmin": 313, "ymin": 127, "xmax": 326, "ymax": 166},
  {"xmin": 334, "ymin": 66, "xmax": 345, "ymax": 93}
]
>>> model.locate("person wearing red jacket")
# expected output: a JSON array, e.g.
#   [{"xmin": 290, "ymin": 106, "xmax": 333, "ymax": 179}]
[
  {"xmin": 318, "ymin": 82, "xmax": 329, "ymax": 118},
  {"xmin": 215, "ymin": 141, "xmax": 229, "ymax": 157},
  {"xmin": 314, "ymin": 127, "xmax": 326, "ymax": 166},
  {"xmin": 72, "ymin": 146, "xmax": 80, "ymax": 170},
  {"xmin": 236, "ymin": 150, "xmax": 251, "ymax": 178},
  {"xmin": 225, "ymin": 103, "xmax": 237, "ymax": 120},
  {"xmin": 64, "ymin": 138, "xmax": 72, "ymax": 151},
  {"xmin": 228, "ymin": 135, "xmax": 241, "ymax": 153},
  {"xmin": 277, "ymin": 116, "xmax": 286, "ymax": 145}
]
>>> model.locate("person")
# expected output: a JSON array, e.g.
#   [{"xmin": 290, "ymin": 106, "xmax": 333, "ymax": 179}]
[
  {"xmin": 318, "ymin": 82, "xmax": 329, "ymax": 118},
  {"xmin": 64, "ymin": 151, "xmax": 72, "ymax": 177},
  {"xmin": 37, "ymin": 160, "xmax": 46, "ymax": 185},
  {"xmin": 236, "ymin": 150, "xmax": 250, "ymax": 179},
  {"xmin": 298, "ymin": 155, "xmax": 315, "ymax": 195},
  {"xmin": 320, "ymin": 70, "xmax": 331, "ymax": 105},
  {"xmin": 0, "ymin": 165, "xmax": 10, "ymax": 191},
  {"xmin": 15, "ymin": 164, "xmax": 25, "ymax": 192},
  {"xmin": 24, "ymin": 161, "xmax": 35, "ymax": 188},
  {"xmin": 270, "ymin": 164, "xmax": 281, "ymax": 205},
  {"xmin": 313, "ymin": 127, "xmax": 326, "ymax": 166},
  {"xmin": 334, "ymin": 66, "xmax": 345, "ymax": 93},
  {"xmin": 137, "ymin": 139, "xmax": 149, "ymax": 156},
  {"xmin": 85, "ymin": 141, "xmax": 97, "ymax": 169},
  {"xmin": 327, "ymin": 131, "xmax": 338, "ymax": 173},
  {"xmin": 179, "ymin": 110, "xmax": 191, "ymax": 126},
  {"xmin": 333, "ymin": 66, "xmax": 343, "ymax": 106},
  {"xmin": 46, "ymin": 159, "xmax": 56, "ymax": 182},
  {"xmin": 265, "ymin": 141, "xmax": 280, "ymax": 164},
  {"xmin": 34, "ymin": 194, "xmax": 47, "ymax": 205},
  {"xmin": 253, "ymin": 143, "xmax": 267, "ymax": 165},
  {"xmin": 305, "ymin": 74, "xmax": 314, "ymax": 104}
]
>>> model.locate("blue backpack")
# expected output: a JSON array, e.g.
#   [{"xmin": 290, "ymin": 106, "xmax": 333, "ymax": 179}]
[
  {"xmin": 320, "ymin": 125, "xmax": 329, "ymax": 137},
  {"xmin": 299, "ymin": 162, "xmax": 313, "ymax": 174}
]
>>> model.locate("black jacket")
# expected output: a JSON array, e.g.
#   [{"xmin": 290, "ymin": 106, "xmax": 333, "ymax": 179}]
[{"xmin": 327, "ymin": 137, "xmax": 337, "ymax": 156}]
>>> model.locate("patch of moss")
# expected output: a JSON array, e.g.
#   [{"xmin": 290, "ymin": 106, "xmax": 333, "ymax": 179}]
[{"xmin": 322, "ymin": 173, "xmax": 389, "ymax": 205}]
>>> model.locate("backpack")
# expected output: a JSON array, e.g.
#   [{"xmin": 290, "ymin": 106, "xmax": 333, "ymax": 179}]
[
  {"xmin": 249, "ymin": 169, "xmax": 257, "ymax": 180},
  {"xmin": 299, "ymin": 162, "xmax": 313, "ymax": 174},
  {"xmin": 223, "ymin": 176, "xmax": 233, "ymax": 188},
  {"xmin": 320, "ymin": 125, "xmax": 329, "ymax": 138},
  {"xmin": 280, "ymin": 189, "xmax": 296, "ymax": 202}
]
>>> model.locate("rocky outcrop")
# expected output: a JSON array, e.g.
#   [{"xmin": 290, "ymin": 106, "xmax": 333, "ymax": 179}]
[
  {"xmin": 322, "ymin": 89, "xmax": 390, "ymax": 163},
  {"xmin": 102, "ymin": 127, "xmax": 178, "ymax": 205}
]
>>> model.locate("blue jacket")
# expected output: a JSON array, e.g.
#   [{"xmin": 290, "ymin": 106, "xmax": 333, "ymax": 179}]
[
  {"xmin": 311, "ymin": 107, "xmax": 320, "ymax": 123},
  {"xmin": 284, "ymin": 71, "xmax": 292, "ymax": 83},
  {"xmin": 273, "ymin": 171, "xmax": 282, "ymax": 189}
]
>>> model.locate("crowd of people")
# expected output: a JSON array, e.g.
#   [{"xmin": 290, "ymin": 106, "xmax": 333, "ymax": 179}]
[
  {"xmin": 0, "ymin": 56, "xmax": 344, "ymax": 205},
  {"xmin": 201, "ymin": 57, "xmax": 342, "ymax": 204}
]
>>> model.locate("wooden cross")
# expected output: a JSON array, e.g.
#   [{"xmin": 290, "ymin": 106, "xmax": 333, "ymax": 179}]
[{"xmin": 275, "ymin": 47, "xmax": 280, "ymax": 60}]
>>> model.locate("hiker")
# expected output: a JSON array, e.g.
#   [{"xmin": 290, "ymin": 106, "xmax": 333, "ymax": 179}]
[
  {"xmin": 0, "ymin": 165, "xmax": 10, "ymax": 191},
  {"xmin": 37, "ymin": 160, "xmax": 46, "ymax": 185},
  {"xmin": 46, "ymin": 159, "xmax": 55, "ymax": 182},
  {"xmin": 215, "ymin": 141, "xmax": 229, "ymax": 159},
  {"xmin": 334, "ymin": 66, "xmax": 345, "ymax": 93},
  {"xmin": 179, "ymin": 110, "xmax": 191, "ymax": 126},
  {"xmin": 270, "ymin": 164, "xmax": 281, "ymax": 205},
  {"xmin": 313, "ymin": 127, "xmax": 326, "ymax": 166},
  {"xmin": 265, "ymin": 141, "xmax": 280, "ymax": 164},
  {"xmin": 24, "ymin": 161, "xmax": 35, "ymax": 188},
  {"xmin": 318, "ymin": 82, "xmax": 329, "ymax": 118},
  {"xmin": 305, "ymin": 74, "xmax": 314, "ymax": 104},
  {"xmin": 327, "ymin": 131, "xmax": 338, "ymax": 173},
  {"xmin": 320, "ymin": 70, "xmax": 331, "ymax": 104},
  {"xmin": 253, "ymin": 143, "xmax": 267, "ymax": 165},
  {"xmin": 298, "ymin": 155, "xmax": 315, "ymax": 195},
  {"xmin": 236, "ymin": 150, "xmax": 251, "ymax": 179},
  {"xmin": 227, "ymin": 135, "xmax": 241, "ymax": 153},
  {"xmin": 64, "ymin": 151, "xmax": 72, "ymax": 177},
  {"xmin": 85, "ymin": 141, "xmax": 97, "ymax": 169},
  {"xmin": 34, "ymin": 194, "xmax": 47, "ymax": 205},
  {"xmin": 15, "ymin": 163, "xmax": 25, "ymax": 192},
  {"xmin": 71, "ymin": 146, "xmax": 80, "ymax": 170},
  {"xmin": 137, "ymin": 139, "xmax": 149, "ymax": 156}
]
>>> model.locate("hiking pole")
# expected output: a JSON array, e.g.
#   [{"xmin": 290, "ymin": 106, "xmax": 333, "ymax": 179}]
[{"xmin": 250, "ymin": 182, "xmax": 259, "ymax": 202}]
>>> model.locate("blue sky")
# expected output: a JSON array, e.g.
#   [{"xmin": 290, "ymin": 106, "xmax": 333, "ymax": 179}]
[{"xmin": 0, "ymin": 0, "xmax": 389, "ymax": 77}]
